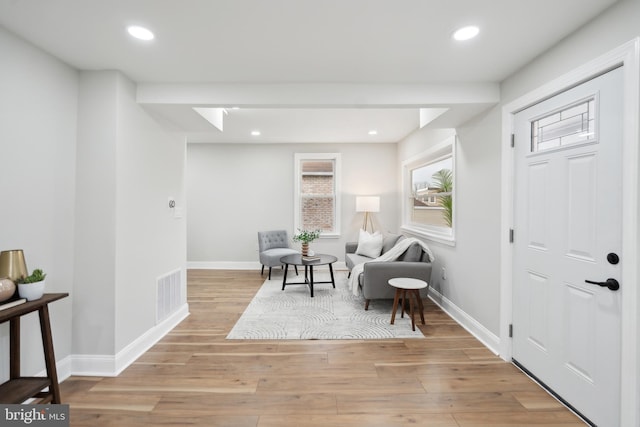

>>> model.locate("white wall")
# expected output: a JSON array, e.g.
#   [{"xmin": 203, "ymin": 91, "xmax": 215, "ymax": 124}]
[
  {"xmin": 397, "ymin": 128, "xmax": 457, "ymax": 162},
  {"xmin": 115, "ymin": 75, "xmax": 186, "ymax": 352},
  {"xmin": 0, "ymin": 27, "xmax": 187, "ymax": 375},
  {"xmin": 0, "ymin": 26, "xmax": 77, "ymax": 378},
  {"xmin": 501, "ymin": 0, "xmax": 640, "ymax": 104},
  {"xmin": 74, "ymin": 70, "xmax": 188, "ymax": 360},
  {"xmin": 398, "ymin": 124, "xmax": 503, "ymax": 341},
  {"xmin": 404, "ymin": 113, "xmax": 502, "ymax": 336},
  {"xmin": 187, "ymin": 143, "xmax": 398, "ymax": 266},
  {"xmin": 73, "ymin": 71, "xmax": 118, "ymax": 355}
]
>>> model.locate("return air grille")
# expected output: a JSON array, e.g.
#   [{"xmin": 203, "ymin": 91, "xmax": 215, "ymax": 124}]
[{"xmin": 156, "ymin": 269, "xmax": 182, "ymax": 324}]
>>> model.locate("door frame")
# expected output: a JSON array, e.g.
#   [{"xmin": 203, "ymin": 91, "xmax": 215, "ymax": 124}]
[{"xmin": 499, "ymin": 38, "xmax": 640, "ymax": 425}]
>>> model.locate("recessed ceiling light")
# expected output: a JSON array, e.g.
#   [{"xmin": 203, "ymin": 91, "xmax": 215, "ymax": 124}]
[
  {"xmin": 453, "ymin": 25, "xmax": 479, "ymax": 41},
  {"xmin": 368, "ymin": 130, "xmax": 378, "ymax": 135},
  {"xmin": 127, "ymin": 25, "xmax": 155, "ymax": 41},
  {"xmin": 251, "ymin": 130, "xmax": 261, "ymax": 136}
]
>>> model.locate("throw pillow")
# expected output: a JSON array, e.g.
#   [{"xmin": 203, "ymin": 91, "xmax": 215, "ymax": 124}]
[
  {"xmin": 381, "ymin": 234, "xmax": 402, "ymax": 254},
  {"xmin": 355, "ymin": 229, "xmax": 384, "ymax": 258}
]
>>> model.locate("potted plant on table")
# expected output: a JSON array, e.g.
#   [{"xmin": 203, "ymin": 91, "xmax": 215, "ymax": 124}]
[
  {"xmin": 293, "ymin": 229, "xmax": 321, "ymax": 257},
  {"xmin": 17, "ymin": 268, "xmax": 46, "ymax": 301}
]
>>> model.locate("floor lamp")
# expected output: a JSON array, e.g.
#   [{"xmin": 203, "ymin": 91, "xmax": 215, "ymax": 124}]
[{"xmin": 356, "ymin": 196, "xmax": 380, "ymax": 233}]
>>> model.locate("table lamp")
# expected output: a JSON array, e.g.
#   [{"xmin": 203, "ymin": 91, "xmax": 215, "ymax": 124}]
[{"xmin": 0, "ymin": 249, "xmax": 29, "ymax": 282}]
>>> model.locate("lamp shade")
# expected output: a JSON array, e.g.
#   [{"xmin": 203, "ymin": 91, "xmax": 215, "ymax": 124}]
[
  {"xmin": 355, "ymin": 196, "xmax": 380, "ymax": 213},
  {"xmin": 0, "ymin": 249, "xmax": 28, "ymax": 282}
]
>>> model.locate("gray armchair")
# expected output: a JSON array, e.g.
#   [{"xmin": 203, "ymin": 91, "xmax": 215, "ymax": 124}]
[
  {"xmin": 258, "ymin": 230, "xmax": 299, "ymax": 280},
  {"xmin": 345, "ymin": 234, "xmax": 433, "ymax": 310}
]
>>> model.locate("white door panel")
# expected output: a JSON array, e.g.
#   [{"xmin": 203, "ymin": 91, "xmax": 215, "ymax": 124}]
[
  {"xmin": 513, "ymin": 67, "xmax": 623, "ymax": 426},
  {"xmin": 566, "ymin": 153, "xmax": 597, "ymax": 261},
  {"xmin": 526, "ymin": 271, "xmax": 550, "ymax": 352},
  {"xmin": 527, "ymin": 161, "xmax": 550, "ymax": 250}
]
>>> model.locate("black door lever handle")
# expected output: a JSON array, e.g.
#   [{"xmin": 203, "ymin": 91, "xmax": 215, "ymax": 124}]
[{"xmin": 585, "ymin": 278, "xmax": 620, "ymax": 291}]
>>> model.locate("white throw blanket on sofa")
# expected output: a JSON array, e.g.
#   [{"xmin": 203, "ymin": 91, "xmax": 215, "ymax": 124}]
[{"xmin": 349, "ymin": 237, "xmax": 435, "ymax": 296}]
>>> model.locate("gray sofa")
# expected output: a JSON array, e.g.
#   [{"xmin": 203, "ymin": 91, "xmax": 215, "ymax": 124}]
[{"xmin": 345, "ymin": 233, "xmax": 433, "ymax": 310}]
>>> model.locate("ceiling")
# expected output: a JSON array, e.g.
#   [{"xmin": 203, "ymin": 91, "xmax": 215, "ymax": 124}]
[{"xmin": 0, "ymin": 0, "xmax": 619, "ymax": 143}]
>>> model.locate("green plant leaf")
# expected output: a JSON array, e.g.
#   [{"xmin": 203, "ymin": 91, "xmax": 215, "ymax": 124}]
[
  {"xmin": 432, "ymin": 169, "xmax": 453, "ymax": 227},
  {"xmin": 292, "ymin": 229, "xmax": 321, "ymax": 243},
  {"xmin": 18, "ymin": 268, "xmax": 46, "ymax": 284}
]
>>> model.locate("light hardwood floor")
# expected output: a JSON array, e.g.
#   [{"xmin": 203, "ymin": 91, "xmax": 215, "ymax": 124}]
[{"xmin": 61, "ymin": 269, "xmax": 585, "ymax": 426}]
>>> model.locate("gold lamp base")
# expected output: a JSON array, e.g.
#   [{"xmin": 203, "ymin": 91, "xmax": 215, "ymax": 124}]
[{"xmin": 0, "ymin": 249, "xmax": 29, "ymax": 282}]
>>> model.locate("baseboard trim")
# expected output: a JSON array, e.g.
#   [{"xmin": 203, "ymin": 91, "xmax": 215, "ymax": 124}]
[
  {"xmin": 70, "ymin": 303, "xmax": 190, "ymax": 377},
  {"xmin": 113, "ymin": 303, "xmax": 190, "ymax": 375},
  {"xmin": 187, "ymin": 261, "xmax": 349, "ymax": 271},
  {"xmin": 428, "ymin": 287, "xmax": 500, "ymax": 355},
  {"xmin": 187, "ymin": 261, "xmax": 260, "ymax": 270},
  {"xmin": 35, "ymin": 355, "xmax": 72, "ymax": 383},
  {"xmin": 69, "ymin": 354, "xmax": 116, "ymax": 377}
]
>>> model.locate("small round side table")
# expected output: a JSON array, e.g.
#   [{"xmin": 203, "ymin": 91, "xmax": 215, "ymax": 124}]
[{"xmin": 388, "ymin": 277, "xmax": 428, "ymax": 331}]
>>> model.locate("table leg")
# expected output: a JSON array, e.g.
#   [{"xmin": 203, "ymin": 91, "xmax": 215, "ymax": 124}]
[
  {"xmin": 282, "ymin": 264, "xmax": 289, "ymax": 290},
  {"xmin": 400, "ymin": 290, "xmax": 407, "ymax": 318},
  {"xmin": 329, "ymin": 263, "xmax": 336, "ymax": 288},
  {"xmin": 416, "ymin": 290, "xmax": 426, "ymax": 325},
  {"xmin": 39, "ymin": 305, "xmax": 61, "ymax": 403},
  {"xmin": 309, "ymin": 266, "xmax": 314, "ymax": 297},
  {"xmin": 9, "ymin": 318, "xmax": 20, "ymax": 379},
  {"xmin": 391, "ymin": 289, "xmax": 401, "ymax": 325},
  {"xmin": 409, "ymin": 291, "xmax": 416, "ymax": 331}
]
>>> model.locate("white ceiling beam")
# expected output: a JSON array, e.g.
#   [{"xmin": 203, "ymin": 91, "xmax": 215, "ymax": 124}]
[{"xmin": 136, "ymin": 83, "xmax": 499, "ymax": 107}]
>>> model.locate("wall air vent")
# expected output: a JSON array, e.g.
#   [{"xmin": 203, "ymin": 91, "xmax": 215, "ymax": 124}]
[{"xmin": 156, "ymin": 269, "xmax": 182, "ymax": 324}]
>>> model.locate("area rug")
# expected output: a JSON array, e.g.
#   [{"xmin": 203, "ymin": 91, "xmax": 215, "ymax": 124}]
[{"xmin": 227, "ymin": 271, "xmax": 425, "ymax": 339}]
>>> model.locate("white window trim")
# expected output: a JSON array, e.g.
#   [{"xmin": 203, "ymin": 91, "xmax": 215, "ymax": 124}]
[
  {"xmin": 294, "ymin": 153, "xmax": 341, "ymax": 238},
  {"xmin": 401, "ymin": 135, "xmax": 456, "ymax": 246}
]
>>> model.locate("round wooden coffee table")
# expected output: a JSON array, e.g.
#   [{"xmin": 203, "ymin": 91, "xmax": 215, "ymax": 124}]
[{"xmin": 388, "ymin": 277, "xmax": 428, "ymax": 331}]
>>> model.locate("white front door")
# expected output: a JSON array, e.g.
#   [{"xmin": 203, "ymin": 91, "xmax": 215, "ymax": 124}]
[{"xmin": 512, "ymin": 66, "xmax": 623, "ymax": 426}]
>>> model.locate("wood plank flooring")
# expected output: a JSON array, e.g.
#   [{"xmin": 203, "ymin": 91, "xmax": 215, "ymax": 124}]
[{"xmin": 61, "ymin": 269, "xmax": 585, "ymax": 426}]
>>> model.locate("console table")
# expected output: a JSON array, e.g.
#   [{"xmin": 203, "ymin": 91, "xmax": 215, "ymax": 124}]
[{"xmin": 0, "ymin": 293, "xmax": 68, "ymax": 404}]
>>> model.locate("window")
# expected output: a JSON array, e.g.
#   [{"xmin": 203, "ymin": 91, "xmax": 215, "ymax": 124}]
[
  {"xmin": 402, "ymin": 136, "xmax": 455, "ymax": 244},
  {"xmin": 531, "ymin": 95, "xmax": 597, "ymax": 153},
  {"xmin": 294, "ymin": 153, "xmax": 341, "ymax": 237}
]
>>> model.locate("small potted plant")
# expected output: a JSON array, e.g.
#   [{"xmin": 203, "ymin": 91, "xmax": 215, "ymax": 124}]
[
  {"xmin": 293, "ymin": 229, "xmax": 321, "ymax": 256},
  {"xmin": 17, "ymin": 268, "xmax": 46, "ymax": 301}
]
